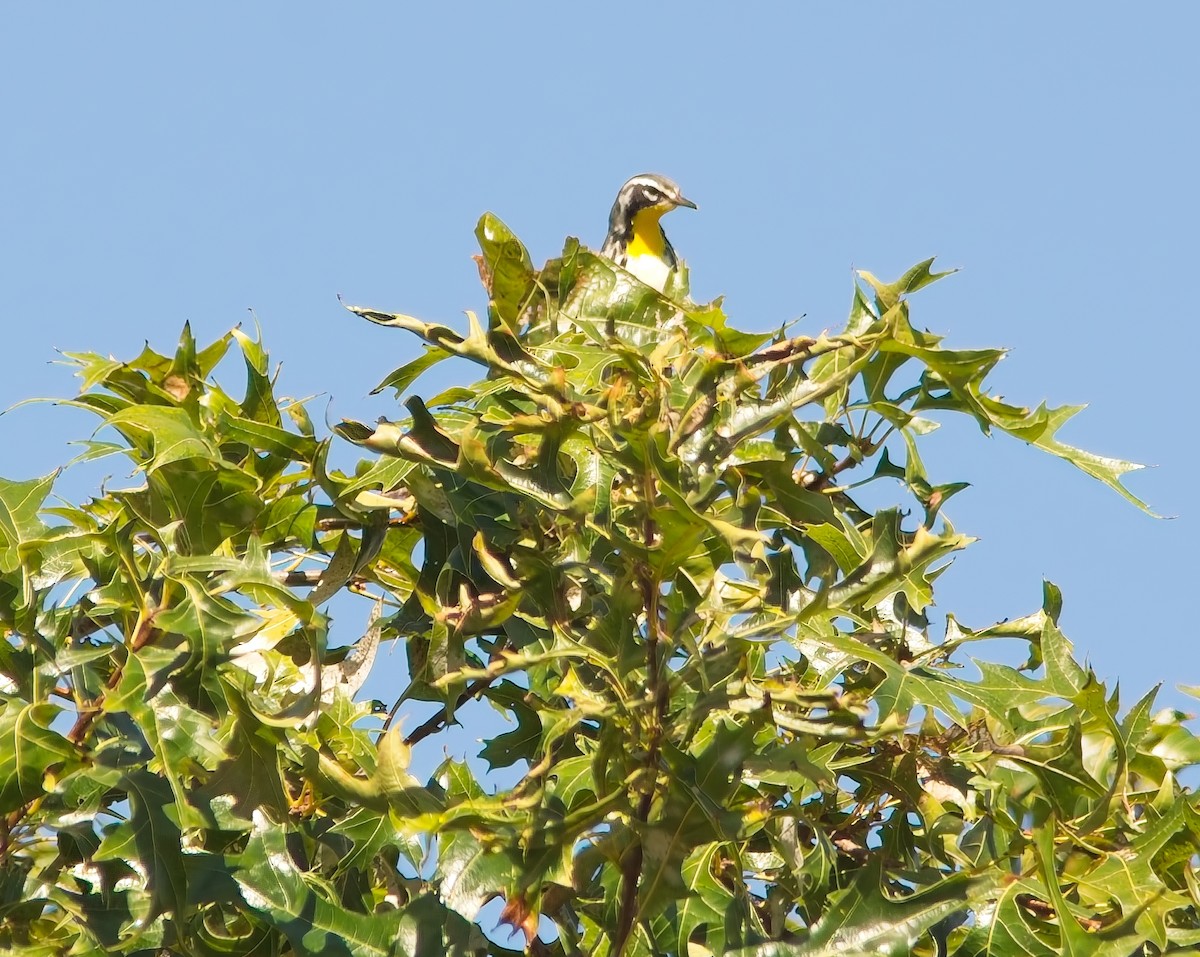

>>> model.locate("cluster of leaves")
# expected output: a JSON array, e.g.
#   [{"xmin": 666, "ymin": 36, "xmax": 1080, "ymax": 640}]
[{"xmin": 0, "ymin": 214, "xmax": 1198, "ymax": 957}]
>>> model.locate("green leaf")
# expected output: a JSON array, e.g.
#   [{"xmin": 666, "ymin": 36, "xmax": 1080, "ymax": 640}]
[
  {"xmin": 231, "ymin": 326, "xmax": 283, "ymax": 428},
  {"xmin": 0, "ymin": 702, "xmax": 76, "ymax": 814},
  {"xmin": 668, "ymin": 843, "xmax": 743, "ymax": 955},
  {"xmin": 330, "ymin": 805, "xmax": 424, "ymax": 875},
  {"xmin": 233, "ymin": 813, "xmax": 408, "ymax": 956},
  {"xmin": 475, "ymin": 212, "xmax": 538, "ymax": 332},
  {"xmin": 729, "ymin": 860, "xmax": 982, "ymax": 957},
  {"xmin": 638, "ymin": 718, "xmax": 755, "ymax": 918},
  {"xmin": 93, "ymin": 770, "xmax": 187, "ymax": 920},
  {"xmin": 104, "ymin": 405, "xmax": 220, "ymax": 471},
  {"xmin": 0, "ymin": 472, "xmax": 55, "ymax": 575},
  {"xmin": 478, "ymin": 686, "xmax": 542, "ymax": 770},
  {"xmin": 434, "ymin": 829, "xmax": 518, "ymax": 923},
  {"xmin": 371, "ymin": 345, "xmax": 452, "ymax": 397}
]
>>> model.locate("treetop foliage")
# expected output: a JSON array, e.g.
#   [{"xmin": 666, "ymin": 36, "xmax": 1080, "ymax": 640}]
[{"xmin": 0, "ymin": 211, "xmax": 1197, "ymax": 956}]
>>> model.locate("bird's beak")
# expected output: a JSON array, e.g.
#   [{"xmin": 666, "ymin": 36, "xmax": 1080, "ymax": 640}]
[{"xmin": 674, "ymin": 194, "xmax": 698, "ymax": 210}]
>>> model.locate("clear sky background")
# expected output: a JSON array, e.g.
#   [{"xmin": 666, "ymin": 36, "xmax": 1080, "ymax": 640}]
[{"xmin": 3, "ymin": 7, "xmax": 1198, "ymax": 755}]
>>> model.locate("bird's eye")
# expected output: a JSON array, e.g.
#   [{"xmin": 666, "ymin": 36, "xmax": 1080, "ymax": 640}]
[{"xmin": 644, "ymin": 187, "xmax": 661, "ymax": 203}]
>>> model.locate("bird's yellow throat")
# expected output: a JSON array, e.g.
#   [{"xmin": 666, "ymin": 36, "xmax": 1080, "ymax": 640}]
[{"xmin": 624, "ymin": 206, "xmax": 668, "ymax": 261}]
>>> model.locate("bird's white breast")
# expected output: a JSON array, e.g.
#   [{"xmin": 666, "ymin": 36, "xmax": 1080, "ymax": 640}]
[{"xmin": 622, "ymin": 250, "xmax": 672, "ymax": 293}]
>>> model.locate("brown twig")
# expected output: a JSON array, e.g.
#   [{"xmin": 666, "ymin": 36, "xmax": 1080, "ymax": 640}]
[
  {"xmin": 801, "ymin": 437, "xmax": 881, "ymax": 493},
  {"xmin": 614, "ymin": 567, "xmax": 668, "ymax": 956},
  {"xmin": 614, "ymin": 463, "xmax": 671, "ymax": 956},
  {"xmin": 3, "ymin": 606, "xmax": 162, "ymax": 854},
  {"xmin": 314, "ymin": 514, "xmax": 416, "ymax": 532},
  {"xmin": 277, "ymin": 569, "xmax": 325, "ymax": 587},
  {"xmin": 744, "ymin": 335, "xmax": 817, "ymax": 366},
  {"xmin": 396, "ymin": 672, "xmax": 502, "ymax": 744},
  {"xmin": 65, "ymin": 608, "xmax": 161, "ymax": 745},
  {"xmin": 1015, "ymin": 894, "xmax": 1105, "ymax": 932}
]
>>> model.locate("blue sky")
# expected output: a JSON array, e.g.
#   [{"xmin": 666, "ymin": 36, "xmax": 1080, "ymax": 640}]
[{"xmin": 3, "ymin": 5, "xmax": 1197, "ymax": 740}]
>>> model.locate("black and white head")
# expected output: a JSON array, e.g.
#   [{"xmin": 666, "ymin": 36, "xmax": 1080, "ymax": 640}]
[{"xmin": 603, "ymin": 173, "xmax": 697, "ymax": 247}]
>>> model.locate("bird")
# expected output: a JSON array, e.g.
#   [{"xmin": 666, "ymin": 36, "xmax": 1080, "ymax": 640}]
[
  {"xmin": 520, "ymin": 172, "xmax": 696, "ymax": 339},
  {"xmin": 599, "ymin": 173, "xmax": 696, "ymax": 294}
]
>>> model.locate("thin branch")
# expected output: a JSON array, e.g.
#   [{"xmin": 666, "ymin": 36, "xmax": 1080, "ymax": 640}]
[
  {"xmin": 743, "ymin": 335, "xmax": 818, "ymax": 366},
  {"xmin": 397, "ymin": 672, "xmax": 501, "ymax": 745},
  {"xmin": 277, "ymin": 569, "xmax": 325, "ymax": 587},
  {"xmin": 315, "ymin": 514, "xmax": 416, "ymax": 532},
  {"xmin": 615, "ymin": 568, "xmax": 668, "ymax": 956},
  {"xmin": 66, "ymin": 607, "xmax": 161, "ymax": 745},
  {"xmin": 802, "ymin": 451, "xmax": 859, "ymax": 492},
  {"xmin": 802, "ymin": 433, "xmax": 887, "ymax": 492},
  {"xmin": 615, "ymin": 468, "xmax": 670, "ymax": 956},
  {"xmin": 4, "ymin": 606, "xmax": 162, "ymax": 851}
]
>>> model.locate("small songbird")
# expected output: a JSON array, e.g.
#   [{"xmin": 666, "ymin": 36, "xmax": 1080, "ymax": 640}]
[{"xmin": 599, "ymin": 173, "xmax": 696, "ymax": 293}]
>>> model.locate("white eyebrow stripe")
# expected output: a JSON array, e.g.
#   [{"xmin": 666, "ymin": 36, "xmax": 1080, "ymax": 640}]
[{"xmin": 621, "ymin": 173, "xmax": 680, "ymax": 195}]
